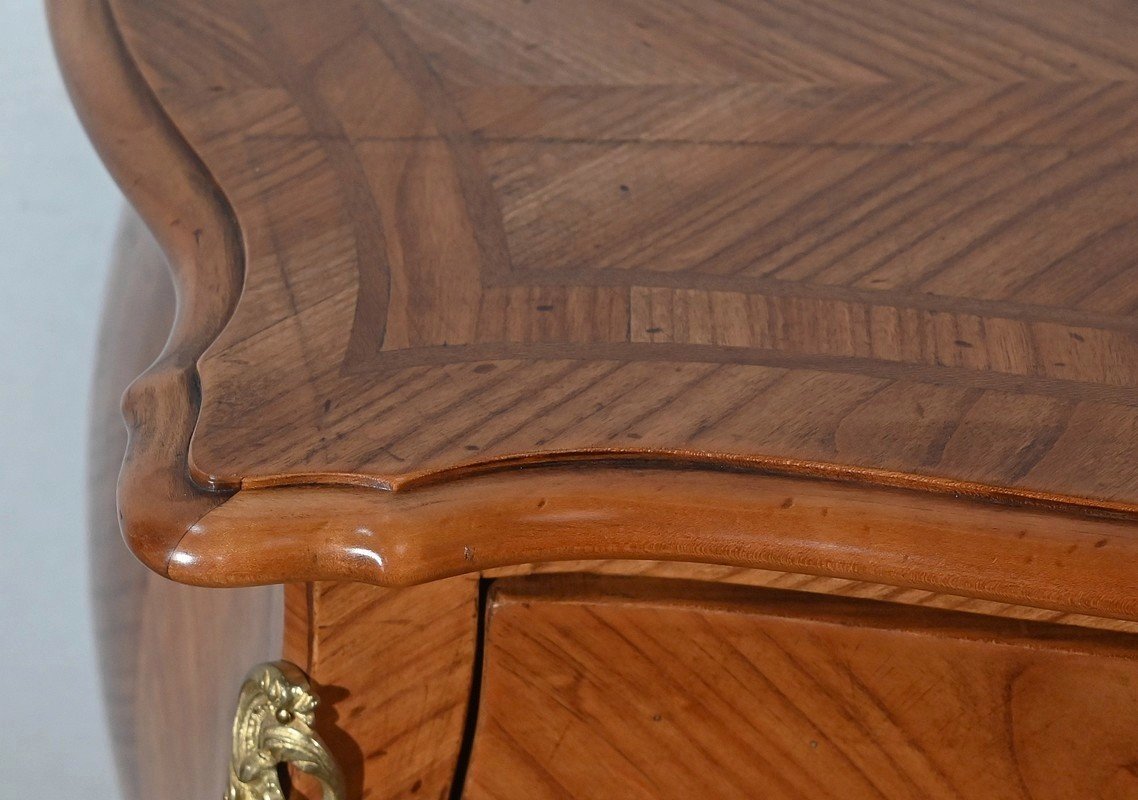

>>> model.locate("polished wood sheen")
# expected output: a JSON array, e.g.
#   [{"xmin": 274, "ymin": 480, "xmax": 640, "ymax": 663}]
[
  {"xmin": 171, "ymin": 468, "xmax": 1138, "ymax": 620},
  {"xmin": 115, "ymin": 0, "xmax": 1138, "ymax": 504},
  {"xmin": 465, "ymin": 575, "xmax": 1138, "ymax": 799},
  {"xmin": 285, "ymin": 578, "xmax": 479, "ymax": 799},
  {"xmin": 50, "ymin": 0, "xmax": 1138, "ymax": 607},
  {"xmin": 484, "ymin": 560, "xmax": 1138, "ymax": 633},
  {"xmin": 88, "ymin": 213, "xmax": 282, "ymax": 799},
  {"xmin": 62, "ymin": 2, "xmax": 1138, "ymax": 798}
]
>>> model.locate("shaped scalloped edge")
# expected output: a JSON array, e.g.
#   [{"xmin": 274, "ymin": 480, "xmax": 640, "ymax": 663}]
[{"xmin": 50, "ymin": 0, "xmax": 1138, "ymax": 620}]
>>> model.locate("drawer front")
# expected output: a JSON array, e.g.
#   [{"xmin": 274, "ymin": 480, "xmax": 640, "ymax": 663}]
[{"xmin": 463, "ymin": 575, "xmax": 1138, "ymax": 799}]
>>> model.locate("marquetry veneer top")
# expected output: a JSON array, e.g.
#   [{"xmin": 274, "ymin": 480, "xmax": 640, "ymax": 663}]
[
  {"xmin": 52, "ymin": 0, "xmax": 1138, "ymax": 613},
  {"xmin": 99, "ymin": 0, "xmax": 1138, "ymax": 509},
  {"xmin": 81, "ymin": 0, "xmax": 1138, "ymax": 512}
]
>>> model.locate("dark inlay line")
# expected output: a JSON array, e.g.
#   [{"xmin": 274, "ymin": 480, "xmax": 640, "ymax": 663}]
[
  {"xmin": 479, "ymin": 267, "xmax": 1138, "ymax": 334},
  {"xmin": 248, "ymin": 132, "xmax": 1086, "ymax": 151},
  {"xmin": 360, "ymin": 1, "xmax": 514, "ymax": 283},
  {"xmin": 343, "ymin": 340, "xmax": 1138, "ymax": 408},
  {"xmin": 231, "ymin": 2, "xmax": 392, "ymax": 367}
]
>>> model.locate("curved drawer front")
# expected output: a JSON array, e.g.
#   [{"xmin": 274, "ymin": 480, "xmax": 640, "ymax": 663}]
[{"xmin": 464, "ymin": 575, "xmax": 1138, "ymax": 799}]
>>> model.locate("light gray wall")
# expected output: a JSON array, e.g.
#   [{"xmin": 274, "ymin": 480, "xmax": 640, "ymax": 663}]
[{"xmin": 0, "ymin": 1, "xmax": 122, "ymax": 794}]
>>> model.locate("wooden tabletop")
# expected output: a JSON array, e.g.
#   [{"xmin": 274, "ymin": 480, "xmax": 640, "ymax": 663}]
[{"xmin": 53, "ymin": 0, "xmax": 1138, "ymax": 611}]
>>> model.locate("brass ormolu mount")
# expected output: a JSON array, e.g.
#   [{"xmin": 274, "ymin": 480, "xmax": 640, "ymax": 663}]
[{"xmin": 225, "ymin": 661, "xmax": 345, "ymax": 800}]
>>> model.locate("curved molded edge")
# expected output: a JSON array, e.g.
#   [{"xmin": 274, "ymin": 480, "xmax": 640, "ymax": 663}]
[
  {"xmin": 174, "ymin": 467, "xmax": 1138, "ymax": 620},
  {"xmin": 246, "ymin": 449, "xmax": 1138, "ymax": 520},
  {"xmin": 53, "ymin": 0, "xmax": 1138, "ymax": 617},
  {"xmin": 48, "ymin": 0, "xmax": 244, "ymax": 576}
]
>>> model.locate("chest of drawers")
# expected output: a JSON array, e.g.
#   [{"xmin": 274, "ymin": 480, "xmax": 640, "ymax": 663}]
[{"xmin": 55, "ymin": 0, "xmax": 1138, "ymax": 796}]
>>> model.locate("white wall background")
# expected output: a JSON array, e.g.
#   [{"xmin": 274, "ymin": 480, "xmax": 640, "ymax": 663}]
[{"xmin": 0, "ymin": 1, "xmax": 122, "ymax": 795}]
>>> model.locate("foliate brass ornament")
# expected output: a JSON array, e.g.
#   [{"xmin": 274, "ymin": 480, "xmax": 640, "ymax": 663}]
[{"xmin": 225, "ymin": 661, "xmax": 346, "ymax": 800}]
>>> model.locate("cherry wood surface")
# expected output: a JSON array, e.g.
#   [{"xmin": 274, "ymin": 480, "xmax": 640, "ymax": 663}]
[
  {"xmin": 464, "ymin": 574, "xmax": 1138, "ymax": 799},
  {"xmin": 81, "ymin": 212, "xmax": 1138, "ymax": 797},
  {"xmin": 283, "ymin": 563, "xmax": 1138, "ymax": 800},
  {"xmin": 102, "ymin": 0, "xmax": 1138, "ymax": 503},
  {"xmin": 67, "ymin": 4, "xmax": 1138, "ymax": 796},
  {"xmin": 485, "ymin": 559, "xmax": 1138, "ymax": 633},
  {"xmin": 88, "ymin": 212, "xmax": 282, "ymax": 800},
  {"xmin": 284, "ymin": 577, "xmax": 479, "ymax": 800},
  {"xmin": 53, "ymin": 0, "xmax": 1138, "ymax": 609},
  {"xmin": 170, "ymin": 467, "xmax": 1138, "ymax": 621}
]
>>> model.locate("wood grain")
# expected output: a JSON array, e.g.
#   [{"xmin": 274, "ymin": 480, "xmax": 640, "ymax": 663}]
[
  {"xmin": 54, "ymin": 0, "xmax": 1138, "ymax": 603},
  {"xmin": 484, "ymin": 560, "xmax": 1138, "ymax": 634},
  {"xmin": 464, "ymin": 574, "xmax": 1138, "ymax": 799},
  {"xmin": 96, "ymin": 0, "xmax": 1138, "ymax": 509},
  {"xmin": 286, "ymin": 578, "xmax": 479, "ymax": 800},
  {"xmin": 88, "ymin": 211, "xmax": 282, "ymax": 799},
  {"xmin": 165, "ymin": 467, "xmax": 1138, "ymax": 622},
  {"xmin": 48, "ymin": 0, "xmax": 243, "ymax": 573}
]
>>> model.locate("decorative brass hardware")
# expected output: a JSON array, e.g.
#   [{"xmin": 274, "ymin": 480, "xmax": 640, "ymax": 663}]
[{"xmin": 225, "ymin": 661, "xmax": 346, "ymax": 800}]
